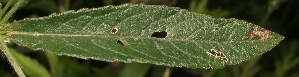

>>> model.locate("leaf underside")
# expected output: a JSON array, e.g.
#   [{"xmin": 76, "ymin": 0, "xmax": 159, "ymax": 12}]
[{"xmin": 5, "ymin": 4, "xmax": 284, "ymax": 69}]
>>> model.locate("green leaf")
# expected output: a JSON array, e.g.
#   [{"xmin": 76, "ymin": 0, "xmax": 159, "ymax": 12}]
[
  {"xmin": 10, "ymin": 49, "xmax": 50, "ymax": 77},
  {"xmin": 4, "ymin": 4, "xmax": 284, "ymax": 69}
]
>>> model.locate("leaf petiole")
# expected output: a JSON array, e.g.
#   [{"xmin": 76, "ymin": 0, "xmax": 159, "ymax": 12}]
[
  {"xmin": 0, "ymin": 0, "xmax": 26, "ymax": 77},
  {"xmin": 0, "ymin": 38, "xmax": 26, "ymax": 77}
]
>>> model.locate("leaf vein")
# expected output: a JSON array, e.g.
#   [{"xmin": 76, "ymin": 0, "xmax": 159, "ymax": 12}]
[
  {"xmin": 169, "ymin": 41, "xmax": 199, "ymax": 59},
  {"xmin": 90, "ymin": 39, "xmax": 128, "ymax": 57},
  {"xmin": 153, "ymin": 41, "xmax": 181, "ymax": 63}
]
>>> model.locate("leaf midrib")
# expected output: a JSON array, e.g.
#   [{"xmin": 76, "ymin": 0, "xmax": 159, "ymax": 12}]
[{"xmin": 7, "ymin": 31, "xmax": 269, "ymax": 43}]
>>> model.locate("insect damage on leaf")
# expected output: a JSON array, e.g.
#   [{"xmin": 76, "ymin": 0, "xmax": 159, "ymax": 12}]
[
  {"xmin": 207, "ymin": 49, "xmax": 228, "ymax": 62},
  {"xmin": 151, "ymin": 31, "xmax": 167, "ymax": 38},
  {"xmin": 111, "ymin": 28, "xmax": 118, "ymax": 34},
  {"xmin": 247, "ymin": 29, "xmax": 270, "ymax": 41},
  {"xmin": 117, "ymin": 40, "xmax": 125, "ymax": 46}
]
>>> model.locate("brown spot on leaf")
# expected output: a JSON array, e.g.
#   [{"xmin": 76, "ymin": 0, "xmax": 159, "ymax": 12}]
[{"xmin": 247, "ymin": 30, "xmax": 270, "ymax": 41}]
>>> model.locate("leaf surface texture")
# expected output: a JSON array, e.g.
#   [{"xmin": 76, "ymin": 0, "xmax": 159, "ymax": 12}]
[{"xmin": 5, "ymin": 4, "xmax": 284, "ymax": 69}]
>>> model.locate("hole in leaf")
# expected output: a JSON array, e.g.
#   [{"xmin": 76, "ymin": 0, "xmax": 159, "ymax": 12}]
[
  {"xmin": 151, "ymin": 31, "xmax": 167, "ymax": 38},
  {"xmin": 117, "ymin": 40, "xmax": 124, "ymax": 46},
  {"xmin": 220, "ymin": 57, "xmax": 228, "ymax": 62},
  {"xmin": 207, "ymin": 49, "xmax": 217, "ymax": 56},
  {"xmin": 111, "ymin": 28, "xmax": 118, "ymax": 34},
  {"xmin": 219, "ymin": 52, "xmax": 226, "ymax": 57},
  {"xmin": 207, "ymin": 49, "xmax": 229, "ymax": 62}
]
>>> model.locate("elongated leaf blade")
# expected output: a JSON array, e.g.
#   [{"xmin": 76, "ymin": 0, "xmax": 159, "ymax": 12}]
[
  {"xmin": 5, "ymin": 4, "xmax": 284, "ymax": 69},
  {"xmin": 11, "ymin": 50, "xmax": 50, "ymax": 77}
]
